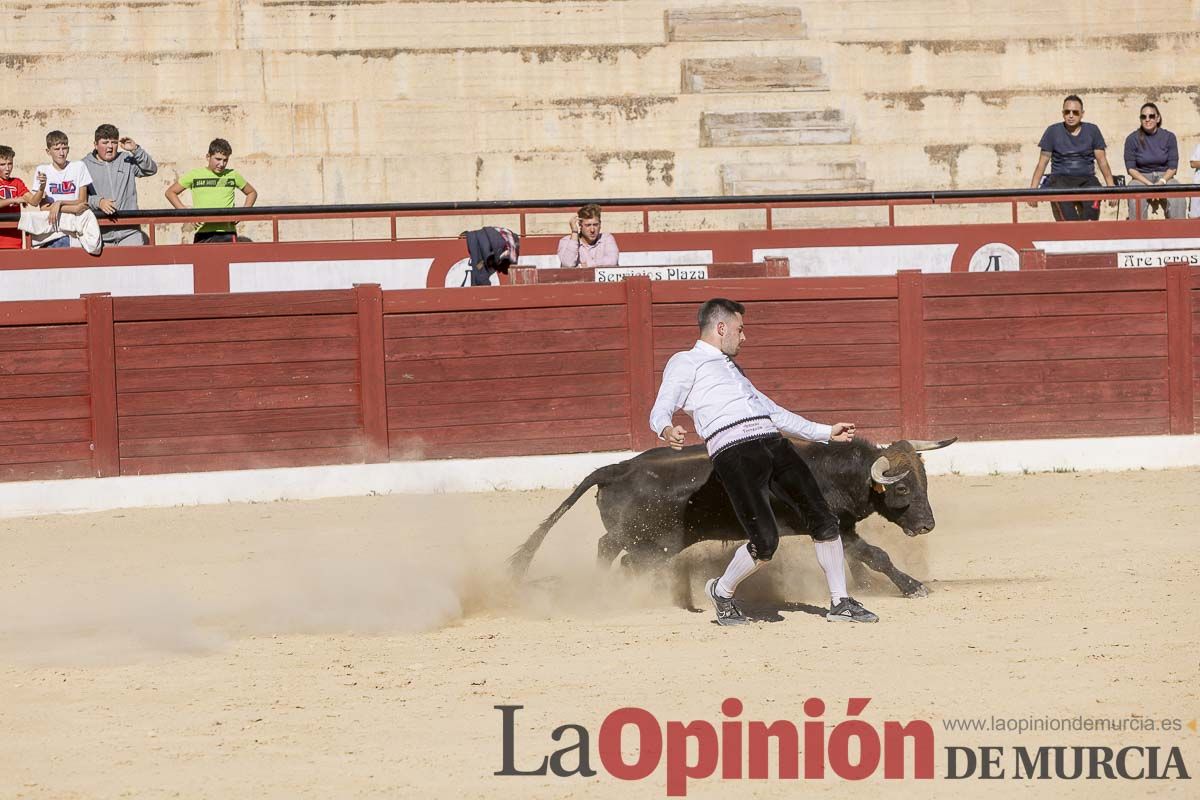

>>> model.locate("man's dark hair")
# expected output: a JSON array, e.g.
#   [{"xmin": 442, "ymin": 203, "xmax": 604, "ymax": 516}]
[
  {"xmin": 94, "ymin": 124, "xmax": 119, "ymax": 142},
  {"xmin": 578, "ymin": 203, "xmax": 602, "ymax": 220},
  {"xmin": 45, "ymin": 130, "xmax": 68, "ymax": 148},
  {"xmin": 1063, "ymin": 94, "xmax": 1083, "ymax": 108},
  {"xmin": 0, "ymin": 145, "xmax": 14, "ymax": 160},
  {"xmin": 698, "ymin": 298, "xmax": 745, "ymax": 331},
  {"xmin": 207, "ymin": 138, "xmax": 232, "ymax": 157}
]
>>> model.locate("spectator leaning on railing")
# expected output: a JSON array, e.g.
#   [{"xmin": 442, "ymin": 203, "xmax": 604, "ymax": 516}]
[
  {"xmin": 0, "ymin": 145, "xmax": 42, "ymax": 250},
  {"xmin": 1028, "ymin": 94, "xmax": 1117, "ymax": 221},
  {"xmin": 164, "ymin": 138, "xmax": 257, "ymax": 243},
  {"xmin": 557, "ymin": 203, "xmax": 619, "ymax": 267},
  {"xmin": 30, "ymin": 130, "xmax": 93, "ymax": 248},
  {"xmin": 83, "ymin": 123, "xmax": 158, "ymax": 246}
]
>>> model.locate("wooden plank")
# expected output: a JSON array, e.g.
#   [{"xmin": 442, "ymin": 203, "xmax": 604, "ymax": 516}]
[
  {"xmin": 114, "ymin": 314, "xmax": 357, "ymax": 346},
  {"xmin": 925, "ymin": 291, "xmax": 1165, "ymax": 320},
  {"xmin": 0, "ymin": 324, "xmax": 87, "ymax": 352},
  {"xmin": 925, "ymin": 313, "xmax": 1167, "ymax": 342},
  {"xmin": 922, "ymin": 268, "xmax": 1164, "ymax": 297},
  {"xmin": 355, "ymin": 283, "xmax": 389, "ymax": 463},
  {"xmin": 926, "ymin": 335, "xmax": 1166, "ymax": 364},
  {"xmin": 382, "ymin": 282, "xmax": 628, "ymax": 314},
  {"xmin": 120, "ymin": 428, "xmax": 363, "ymax": 458},
  {"xmin": 926, "ymin": 357, "xmax": 1167, "ymax": 387},
  {"xmin": 387, "ymin": 373, "xmax": 627, "ymax": 406},
  {"xmin": 0, "ymin": 460, "xmax": 93, "ymax": 482},
  {"xmin": 655, "ymin": 320, "xmax": 898, "ymax": 350},
  {"xmin": 652, "ymin": 298, "xmax": 899, "ymax": 326},
  {"xmin": 0, "ymin": 299, "xmax": 86, "ymax": 327},
  {"xmin": 928, "ymin": 380, "xmax": 1167, "ymax": 408},
  {"xmin": 393, "ymin": 434, "xmax": 632, "ymax": 460},
  {"xmin": 389, "ymin": 416, "xmax": 627, "ymax": 446},
  {"xmin": 389, "ymin": 349, "xmax": 628, "ymax": 383},
  {"xmin": 948, "ymin": 418, "xmax": 1167, "ymax": 441},
  {"xmin": 116, "ymin": 337, "xmax": 360, "ymax": 369},
  {"xmin": 0, "ymin": 440, "xmax": 94, "ymax": 465},
  {"xmin": 117, "ymin": 360, "xmax": 360, "ymax": 393},
  {"xmin": 0, "ymin": 418, "xmax": 92, "ymax": 446},
  {"xmin": 119, "ymin": 406, "xmax": 362, "ymax": 439},
  {"xmin": 625, "ymin": 276, "xmax": 656, "ymax": 450},
  {"xmin": 0, "ymin": 372, "xmax": 89, "ymax": 399},
  {"xmin": 385, "ymin": 329, "xmax": 627, "ymax": 360},
  {"xmin": 119, "ymin": 383, "xmax": 360, "ymax": 416},
  {"xmin": 121, "ymin": 446, "xmax": 366, "ymax": 476},
  {"xmin": 0, "ymin": 348, "xmax": 88, "ymax": 375},
  {"xmin": 113, "ymin": 290, "xmax": 356, "ymax": 321},
  {"xmin": 681, "ymin": 365, "xmax": 901, "ymax": 392},
  {"xmin": 929, "ymin": 401, "xmax": 1168, "ymax": 426},
  {"xmin": 768, "ymin": 388, "xmax": 901, "ymax": 411},
  {"xmin": 384, "ymin": 305, "xmax": 627, "ymax": 338},
  {"xmin": 1165, "ymin": 263, "xmax": 1195, "ymax": 434},
  {"xmin": 0, "ymin": 395, "xmax": 91, "ymax": 422},
  {"xmin": 896, "ymin": 270, "xmax": 926, "ymax": 440},
  {"xmin": 387, "ymin": 394, "xmax": 630, "ymax": 431},
  {"xmin": 85, "ymin": 293, "xmax": 119, "ymax": 478},
  {"xmin": 652, "ymin": 276, "xmax": 897, "ymax": 304},
  {"xmin": 654, "ymin": 344, "xmax": 899, "ymax": 370}
]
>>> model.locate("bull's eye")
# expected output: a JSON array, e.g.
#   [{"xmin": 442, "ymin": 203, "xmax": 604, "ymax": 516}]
[{"xmin": 895, "ymin": 484, "xmax": 909, "ymax": 496}]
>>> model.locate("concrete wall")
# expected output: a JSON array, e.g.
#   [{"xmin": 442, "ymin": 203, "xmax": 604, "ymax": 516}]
[{"xmin": 2, "ymin": 0, "xmax": 1197, "ymax": 233}]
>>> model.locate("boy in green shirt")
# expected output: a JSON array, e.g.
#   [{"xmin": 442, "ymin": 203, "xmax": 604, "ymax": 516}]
[{"xmin": 165, "ymin": 138, "xmax": 258, "ymax": 243}]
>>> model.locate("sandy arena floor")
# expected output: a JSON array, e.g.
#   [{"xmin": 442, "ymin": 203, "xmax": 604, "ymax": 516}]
[{"xmin": 1, "ymin": 467, "xmax": 1198, "ymax": 799}]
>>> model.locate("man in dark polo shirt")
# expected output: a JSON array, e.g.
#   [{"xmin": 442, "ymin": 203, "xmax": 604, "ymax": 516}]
[{"xmin": 1028, "ymin": 94, "xmax": 1117, "ymax": 221}]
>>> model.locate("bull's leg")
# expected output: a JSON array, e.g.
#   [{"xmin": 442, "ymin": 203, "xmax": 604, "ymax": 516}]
[
  {"xmin": 596, "ymin": 532, "xmax": 623, "ymax": 570},
  {"xmin": 841, "ymin": 529, "xmax": 929, "ymax": 598}
]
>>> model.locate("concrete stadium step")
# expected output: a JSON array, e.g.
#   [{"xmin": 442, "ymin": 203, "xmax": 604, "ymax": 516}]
[
  {"xmin": 682, "ymin": 56, "xmax": 829, "ymax": 93},
  {"xmin": 719, "ymin": 161, "xmax": 873, "ymax": 195},
  {"xmin": 803, "ymin": 0, "xmax": 1194, "ymax": 40},
  {"xmin": 665, "ymin": 5, "xmax": 807, "ymax": 41},
  {"xmin": 700, "ymin": 110, "xmax": 852, "ymax": 147}
]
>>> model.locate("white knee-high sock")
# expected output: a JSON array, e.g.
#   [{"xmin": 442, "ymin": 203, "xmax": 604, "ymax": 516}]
[
  {"xmin": 813, "ymin": 537, "xmax": 848, "ymax": 605},
  {"xmin": 716, "ymin": 544, "xmax": 762, "ymax": 598}
]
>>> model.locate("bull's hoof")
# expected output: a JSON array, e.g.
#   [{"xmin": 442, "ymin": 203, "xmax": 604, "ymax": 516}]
[{"xmin": 904, "ymin": 583, "xmax": 930, "ymax": 598}]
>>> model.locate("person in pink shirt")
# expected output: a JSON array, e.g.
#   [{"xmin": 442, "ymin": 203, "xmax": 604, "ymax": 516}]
[{"xmin": 556, "ymin": 203, "xmax": 619, "ymax": 267}]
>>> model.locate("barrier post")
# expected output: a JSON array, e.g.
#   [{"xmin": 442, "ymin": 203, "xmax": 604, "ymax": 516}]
[
  {"xmin": 1164, "ymin": 263, "xmax": 1195, "ymax": 434},
  {"xmin": 625, "ymin": 276, "xmax": 657, "ymax": 451},
  {"xmin": 896, "ymin": 270, "xmax": 927, "ymax": 440},
  {"xmin": 354, "ymin": 283, "xmax": 390, "ymax": 462},
  {"xmin": 83, "ymin": 292, "xmax": 120, "ymax": 477}
]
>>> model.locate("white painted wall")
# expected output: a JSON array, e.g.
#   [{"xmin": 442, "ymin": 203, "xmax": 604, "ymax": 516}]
[{"xmin": 1, "ymin": 435, "xmax": 1195, "ymax": 519}]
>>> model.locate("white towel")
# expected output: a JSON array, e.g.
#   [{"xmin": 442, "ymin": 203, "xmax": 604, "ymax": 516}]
[{"xmin": 18, "ymin": 206, "xmax": 104, "ymax": 255}]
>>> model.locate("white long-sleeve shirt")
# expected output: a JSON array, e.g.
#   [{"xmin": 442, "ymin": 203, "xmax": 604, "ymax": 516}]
[{"xmin": 649, "ymin": 340, "xmax": 832, "ymax": 450}]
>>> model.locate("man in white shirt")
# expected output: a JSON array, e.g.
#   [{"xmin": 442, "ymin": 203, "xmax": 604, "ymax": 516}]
[{"xmin": 649, "ymin": 298, "xmax": 878, "ymax": 626}]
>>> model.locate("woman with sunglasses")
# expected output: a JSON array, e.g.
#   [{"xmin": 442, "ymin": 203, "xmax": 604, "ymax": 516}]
[
  {"xmin": 1028, "ymin": 94, "xmax": 1116, "ymax": 221},
  {"xmin": 1124, "ymin": 102, "xmax": 1184, "ymax": 220}
]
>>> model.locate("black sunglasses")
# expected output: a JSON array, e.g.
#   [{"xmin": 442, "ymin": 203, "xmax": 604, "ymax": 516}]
[
  {"xmin": 1140, "ymin": 114, "xmax": 1159, "ymax": 120},
  {"xmin": 1062, "ymin": 109, "xmax": 1081, "ymax": 116}
]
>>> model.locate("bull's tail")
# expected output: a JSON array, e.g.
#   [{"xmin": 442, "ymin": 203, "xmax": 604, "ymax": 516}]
[{"xmin": 506, "ymin": 462, "xmax": 626, "ymax": 580}]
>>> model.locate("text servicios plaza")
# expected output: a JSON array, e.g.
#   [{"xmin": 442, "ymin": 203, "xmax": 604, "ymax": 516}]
[{"xmin": 494, "ymin": 699, "xmax": 1192, "ymax": 796}]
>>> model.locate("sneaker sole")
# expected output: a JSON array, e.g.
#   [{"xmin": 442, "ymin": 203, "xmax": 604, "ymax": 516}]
[
  {"xmin": 826, "ymin": 613, "xmax": 879, "ymax": 623},
  {"xmin": 705, "ymin": 579, "xmax": 749, "ymax": 626}
]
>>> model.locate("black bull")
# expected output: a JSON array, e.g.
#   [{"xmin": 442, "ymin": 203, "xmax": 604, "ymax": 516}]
[{"xmin": 508, "ymin": 436, "xmax": 956, "ymax": 607}]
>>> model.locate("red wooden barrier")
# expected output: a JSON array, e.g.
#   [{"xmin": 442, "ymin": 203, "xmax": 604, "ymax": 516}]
[
  {"xmin": 0, "ymin": 266, "xmax": 1197, "ymax": 482},
  {"xmin": 508, "ymin": 258, "xmax": 789, "ymax": 285}
]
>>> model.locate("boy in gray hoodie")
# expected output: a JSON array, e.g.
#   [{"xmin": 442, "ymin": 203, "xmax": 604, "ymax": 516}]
[{"xmin": 83, "ymin": 123, "xmax": 157, "ymax": 246}]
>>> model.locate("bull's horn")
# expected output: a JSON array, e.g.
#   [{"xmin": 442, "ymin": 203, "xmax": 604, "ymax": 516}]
[
  {"xmin": 870, "ymin": 455, "xmax": 909, "ymax": 485},
  {"xmin": 907, "ymin": 437, "xmax": 958, "ymax": 452}
]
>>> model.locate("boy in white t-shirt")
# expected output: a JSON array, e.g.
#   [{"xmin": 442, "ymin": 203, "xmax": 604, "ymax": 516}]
[{"xmin": 32, "ymin": 130, "xmax": 93, "ymax": 248}]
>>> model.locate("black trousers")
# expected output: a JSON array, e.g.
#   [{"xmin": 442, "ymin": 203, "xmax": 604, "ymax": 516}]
[
  {"xmin": 711, "ymin": 435, "xmax": 840, "ymax": 561},
  {"xmin": 1047, "ymin": 174, "xmax": 1102, "ymax": 221}
]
